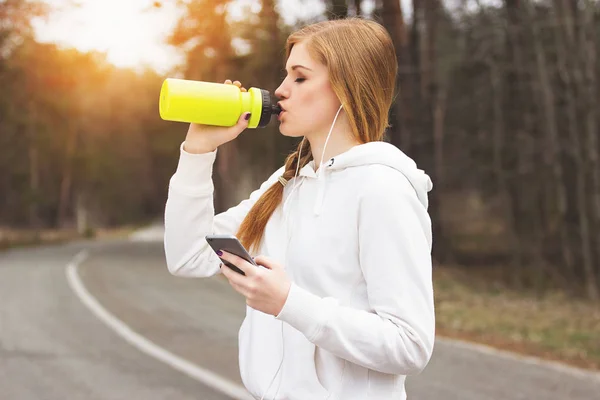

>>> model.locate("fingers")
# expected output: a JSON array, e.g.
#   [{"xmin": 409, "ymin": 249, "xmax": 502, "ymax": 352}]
[
  {"xmin": 221, "ymin": 264, "xmax": 246, "ymax": 294},
  {"xmin": 223, "ymin": 111, "xmax": 251, "ymax": 138},
  {"xmin": 220, "ymin": 251, "xmax": 254, "ymax": 276},
  {"xmin": 235, "ymin": 112, "xmax": 251, "ymax": 128},
  {"xmin": 253, "ymin": 255, "xmax": 275, "ymax": 269},
  {"xmin": 222, "ymin": 79, "xmax": 251, "ymax": 133},
  {"xmin": 224, "ymin": 79, "xmax": 247, "ymax": 92}
]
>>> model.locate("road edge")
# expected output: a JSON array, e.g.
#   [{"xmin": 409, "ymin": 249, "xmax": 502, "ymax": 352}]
[
  {"xmin": 65, "ymin": 249, "xmax": 254, "ymax": 400},
  {"xmin": 436, "ymin": 336, "xmax": 600, "ymax": 382}
]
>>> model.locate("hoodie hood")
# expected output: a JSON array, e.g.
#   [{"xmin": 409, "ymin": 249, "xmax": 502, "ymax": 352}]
[{"xmin": 296, "ymin": 141, "xmax": 433, "ymax": 215}]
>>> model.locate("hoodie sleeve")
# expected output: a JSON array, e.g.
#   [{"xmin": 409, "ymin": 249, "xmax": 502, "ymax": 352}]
[
  {"xmin": 164, "ymin": 142, "xmax": 284, "ymax": 277},
  {"xmin": 276, "ymin": 171, "xmax": 435, "ymax": 375}
]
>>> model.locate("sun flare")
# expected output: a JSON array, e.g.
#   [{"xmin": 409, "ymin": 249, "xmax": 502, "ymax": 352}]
[{"xmin": 33, "ymin": 0, "xmax": 182, "ymax": 72}]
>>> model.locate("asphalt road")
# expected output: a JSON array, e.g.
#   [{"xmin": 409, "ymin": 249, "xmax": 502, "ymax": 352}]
[{"xmin": 1, "ymin": 238, "xmax": 599, "ymax": 400}]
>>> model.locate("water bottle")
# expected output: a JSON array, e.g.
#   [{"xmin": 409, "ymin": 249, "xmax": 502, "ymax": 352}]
[{"xmin": 159, "ymin": 78, "xmax": 282, "ymax": 128}]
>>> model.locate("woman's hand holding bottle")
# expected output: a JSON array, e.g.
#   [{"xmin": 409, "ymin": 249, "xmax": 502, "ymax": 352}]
[{"xmin": 183, "ymin": 80, "xmax": 251, "ymax": 154}]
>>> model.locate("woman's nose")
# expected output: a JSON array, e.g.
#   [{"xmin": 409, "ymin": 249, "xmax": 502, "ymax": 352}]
[{"xmin": 274, "ymin": 80, "xmax": 288, "ymax": 99}]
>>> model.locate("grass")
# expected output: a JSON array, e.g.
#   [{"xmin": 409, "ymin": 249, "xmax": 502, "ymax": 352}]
[{"xmin": 434, "ymin": 265, "xmax": 600, "ymax": 371}]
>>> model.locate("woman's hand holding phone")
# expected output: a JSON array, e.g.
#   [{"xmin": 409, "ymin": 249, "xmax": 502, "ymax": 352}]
[
  {"xmin": 183, "ymin": 80, "xmax": 251, "ymax": 154},
  {"xmin": 219, "ymin": 251, "xmax": 292, "ymax": 317}
]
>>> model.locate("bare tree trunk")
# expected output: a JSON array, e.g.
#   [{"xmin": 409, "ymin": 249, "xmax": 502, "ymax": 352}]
[
  {"xmin": 57, "ymin": 121, "xmax": 78, "ymax": 227},
  {"xmin": 550, "ymin": 0, "xmax": 598, "ymax": 299},
  {"xmin": 433, "ymin": 86, "xmax": 446, "ymax": 186},
  {"xmin": 504, "ymin": 0, "xmax": 526, "ymax": 288},
  {"xmin": 410, "ymin": 0, "xmax": 422, "ymax": 107},
  {"xmin": 486, "ymin": 21, "xmax": 528, "ymax": 285},
  {"xmin": 474, "ymin": 0, "xmax": 516, "ymax": 244},
  {"xmin": 27, "ymin": 101, "xmax": 40, "ymax": 228},
  {"xmin": 553, "ymin": 0, "xmax": 596, "ymax": 298},
  {"xmin": 353, "ymin": 0, "xmax": 362, "ymax": 15},
  {"xmin": 75, "ymin": 191, "xmax": 88, "ymax": 235},
  {"xmin": 421, "ymin": 0, "xmax": 449, "ymax": 263},
  {"xmin": 577, "ymin": 0, "xmax": 599, "ymax": 300},
  {"xmin": 524, "ymin": 0, "xmax": 571, "ymax": 288},
  {"xmin": 424, "ymin": 0, "xmax": 444, "ymax": 190},
  {"xmin": 490, "ymin": 59, "xmax": 505, "ymax": 195},
  {"xmin": 28, "ymin": 139, "xmax": 39, "ymax": 227},
  {"xmin": 558, "ymin": 0, "xmax": 576, "ymax": 42},
  {"xmin": 380, "ymin": 0, "xmax": 411, "ymax": 152},
  {"xmin": 422, "ymin": 0, "xmax": 436, "ymax": 100},
  {"xmin": 571, "ymin": 123, "xmax": 595, "ymax": 299},
  {"xmin": 549, "ymin": 0, "xmax": 579, "ymax": 287}
]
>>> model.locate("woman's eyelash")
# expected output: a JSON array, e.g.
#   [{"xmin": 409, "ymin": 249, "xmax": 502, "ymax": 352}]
[{"xmin": 279, "ymin": 73, "xmax": 306, "ymax": 83}]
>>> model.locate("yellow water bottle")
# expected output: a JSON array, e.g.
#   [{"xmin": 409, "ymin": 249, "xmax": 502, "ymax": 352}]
[{"xmin": 159, "ymin": 78, "xmax": 282, "ymax": 128}]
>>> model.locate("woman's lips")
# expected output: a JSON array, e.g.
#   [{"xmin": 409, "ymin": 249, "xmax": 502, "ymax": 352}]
[{"xmin": 278, "ymin": 111, "xmax": 286, "ymax": 121}]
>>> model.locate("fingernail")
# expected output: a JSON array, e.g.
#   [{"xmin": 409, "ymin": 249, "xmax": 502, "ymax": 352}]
[
  {"xmin": 217, "ymin": 250, "xmax": 223, "ymax": 256},
  {"xmin": 245, "ymin": 113, "xmax": 251, "ymax": 120}
]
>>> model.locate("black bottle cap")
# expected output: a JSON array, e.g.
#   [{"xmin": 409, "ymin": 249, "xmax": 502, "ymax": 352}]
[{"xmin": 258, "ymin": 89, "xmax": 281, "ymax": 128}]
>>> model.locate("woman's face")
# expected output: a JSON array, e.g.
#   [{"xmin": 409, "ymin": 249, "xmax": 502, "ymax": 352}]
[{"xmin": 274, "ymin": 41, "xmax": 341, "ymax": 138}]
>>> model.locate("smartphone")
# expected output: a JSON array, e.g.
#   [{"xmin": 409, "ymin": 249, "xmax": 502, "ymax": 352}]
[{"xmin": 205, "ymin": 234, "xmax": 257, "ymax": 275}]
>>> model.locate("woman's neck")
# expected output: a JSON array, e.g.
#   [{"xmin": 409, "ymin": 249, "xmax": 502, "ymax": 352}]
[{"xmin": 308, "ymin": 119, "xmax": 360, "ymax": 170}]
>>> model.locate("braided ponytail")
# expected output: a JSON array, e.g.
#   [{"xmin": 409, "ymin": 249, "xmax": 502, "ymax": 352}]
[{"xmin": 237, "ymin": 139, "xmax": 312, "ymax": 252}]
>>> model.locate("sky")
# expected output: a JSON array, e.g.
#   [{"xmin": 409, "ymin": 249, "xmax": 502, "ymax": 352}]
[
  {"xmin": 33, "ymin": 0, "xmax": 190, "ymax": 74},
  {"xmin": 32, "ymin": 0, "xmax": 340, "ymax": 74}
]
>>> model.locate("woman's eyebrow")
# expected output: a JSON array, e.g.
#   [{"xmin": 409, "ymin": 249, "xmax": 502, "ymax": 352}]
[
  {"xmin": 291, "ymin": 65, "xmax": 312, "ymax": 71},
  {"xmin": 284, "ymin": 65, "xmax": 313, "ymax": 73}
]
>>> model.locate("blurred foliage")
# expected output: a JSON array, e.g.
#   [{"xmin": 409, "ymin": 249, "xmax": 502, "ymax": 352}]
[{"xmin": 1, "ymin": 1, "xmax": 182, "ymax": 229}]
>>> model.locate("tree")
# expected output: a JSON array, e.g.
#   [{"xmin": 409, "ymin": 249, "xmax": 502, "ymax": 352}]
[{"xmin": 169, "ymin": 0, "xmax": 239, "ymax": 212}]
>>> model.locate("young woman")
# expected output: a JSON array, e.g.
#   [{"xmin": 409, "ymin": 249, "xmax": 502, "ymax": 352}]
[{"xmin": 164, "ymin": 17, "xmax": 435, "ymax": 400}]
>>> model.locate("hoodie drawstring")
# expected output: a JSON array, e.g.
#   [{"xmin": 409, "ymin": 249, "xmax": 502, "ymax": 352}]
[{"xmin": 313, "ymin": 172, "xmax": 327, "ymax": 216}]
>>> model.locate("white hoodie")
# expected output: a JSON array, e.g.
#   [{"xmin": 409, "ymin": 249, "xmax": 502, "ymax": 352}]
[{"xmin": 164, "ymin": 140, "xmax": 435, "ymax": 400}]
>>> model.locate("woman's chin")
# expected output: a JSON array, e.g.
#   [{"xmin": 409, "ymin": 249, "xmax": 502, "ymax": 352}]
[{"xmin": 278, "ymin": 124, "xmax": 305, "ymax": 138}]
